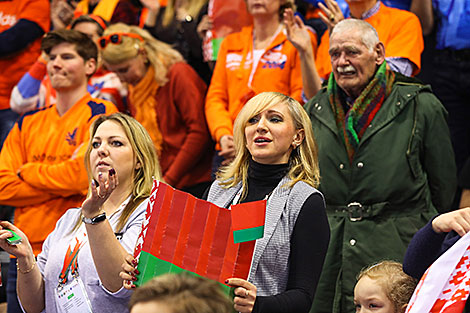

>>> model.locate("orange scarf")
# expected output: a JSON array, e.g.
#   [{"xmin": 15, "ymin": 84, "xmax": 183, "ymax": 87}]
[{"xmin": 128, "ymin": 65, "xmax": 163, "ymax": 154}]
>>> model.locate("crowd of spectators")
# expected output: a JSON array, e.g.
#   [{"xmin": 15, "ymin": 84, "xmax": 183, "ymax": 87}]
[{"xmin": 0, "ymin": 0, "xmax": 468, "ymax": 312}]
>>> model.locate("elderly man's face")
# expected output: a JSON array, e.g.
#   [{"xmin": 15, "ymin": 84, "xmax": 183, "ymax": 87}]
[{"xmin": 329, "ymin": 29, "xmax": 383, "ymax": 99}]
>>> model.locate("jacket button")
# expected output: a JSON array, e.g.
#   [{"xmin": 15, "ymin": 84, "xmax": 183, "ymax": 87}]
[
  {"xmin": 350, "ymin": 239, "xmax": 356, "ymax": 246},
  {"xmin": 314, "ymin": 103, "xmax": 319, "ymax": 108},
  {"xmin": 396, "ymin": 101, "xmax": 401, "ymax": 106},
  {"xmin": 339, "ymin": 163, "xmax": 344, "ymax": 169},
  {"xmin": 317, "ymin": 105, "xmax": 322, "ymax": 111},
  {"xmin": 407, "ymin": 94, "xmax": 411, "ymax": 97},
  {"xmin": 357, "ymin": 162, "xmax": 364, "ymax": 168}
]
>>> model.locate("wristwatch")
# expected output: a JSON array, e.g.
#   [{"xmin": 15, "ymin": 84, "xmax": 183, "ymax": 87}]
[{"xmin": 82, "ymin": 212, "xmax": 106, "ymax": 225}]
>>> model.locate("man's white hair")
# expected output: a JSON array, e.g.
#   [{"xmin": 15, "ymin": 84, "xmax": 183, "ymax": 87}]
[{"xmin": 331, "ymin": 19, "xmax": 380, "ymax": 51}]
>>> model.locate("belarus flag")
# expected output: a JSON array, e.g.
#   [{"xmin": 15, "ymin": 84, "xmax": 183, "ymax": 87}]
[{"xmin": 405, "ymin": 231, "xmax": 470, "ymax": 313}]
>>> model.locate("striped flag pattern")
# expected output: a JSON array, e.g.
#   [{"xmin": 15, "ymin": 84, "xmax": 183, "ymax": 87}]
[{"xmin": 133, "ymin": 181, "xmax": 265, "ymax": 293}]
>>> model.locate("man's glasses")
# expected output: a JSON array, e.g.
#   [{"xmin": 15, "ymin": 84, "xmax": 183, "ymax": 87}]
[{"xmin": 99, "ymin": 32, "xmax": 144, "ymax": 49}]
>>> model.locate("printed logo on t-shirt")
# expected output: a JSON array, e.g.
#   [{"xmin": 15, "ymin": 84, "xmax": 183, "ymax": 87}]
[
  {"xmin": 261, "ymin": 44, "xmax": 287, "ymax": 70},
  {"xmin": 66, "ymin": 128, "xmax": 78, "ymax": 146},
  {"xmin": 226, "ymin": 53, "xmax": 243, "ymax": 70},
  {"xmin": 0, "ymin": 12, "xmax": 16, "ymax": 27}
]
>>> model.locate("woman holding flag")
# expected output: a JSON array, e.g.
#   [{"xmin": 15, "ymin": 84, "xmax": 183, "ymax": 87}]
[
  {"xmin": 207, "ymin": 92, "xmax": 329, "ymax": 313},
  {"xmin": 0, "ymin": 113, "xmax": 161, "ymax": 313}
]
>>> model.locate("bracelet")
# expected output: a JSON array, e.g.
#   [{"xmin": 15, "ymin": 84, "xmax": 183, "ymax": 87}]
[{"xmin": 17, "ymin": 259, "xmax": 36, "ymax": 274}]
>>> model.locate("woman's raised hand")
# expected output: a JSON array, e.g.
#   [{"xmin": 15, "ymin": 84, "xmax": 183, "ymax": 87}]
[
  {"xmin": 120, "ymin": 254, "xmax": 139, "ymax": 290},
  {"xmin": 81, "ymin": 168, "xmax": 118, "ymax": 218},
  {"xmin": 283, "ymin": 8, "xmax": 312, "ymax": 56},
  {"xmin": 226, "ymin": 278, "xmax": 257, "ymax": 313}
]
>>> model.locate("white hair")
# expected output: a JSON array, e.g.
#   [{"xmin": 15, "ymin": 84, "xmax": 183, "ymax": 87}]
[{"xmin": 331, "ymin": 19, "xmax": 380, "ymax": 51}]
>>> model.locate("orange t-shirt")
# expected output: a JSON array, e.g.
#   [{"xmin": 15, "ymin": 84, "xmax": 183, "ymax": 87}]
[
  {"xmin": 0, "ymin": 0, "xmax": 50, "ymax": 110},
  {"xmin": 0, "ymin": 94, "xmax": 117, "ymax": 255},
  {"xmin": 315, "ymin": 3, "xmax": 423, "ymax": 79}
]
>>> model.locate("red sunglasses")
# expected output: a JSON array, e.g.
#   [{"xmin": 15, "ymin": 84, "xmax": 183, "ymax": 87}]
[{"xmin": 99, "ymin": 32, "xmax": 144, "ymax": 49}]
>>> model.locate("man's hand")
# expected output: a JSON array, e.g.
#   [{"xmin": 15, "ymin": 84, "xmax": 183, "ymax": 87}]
[{"xmin": 318, "ymin": 0, "xmax": 344, "ymax": 30}]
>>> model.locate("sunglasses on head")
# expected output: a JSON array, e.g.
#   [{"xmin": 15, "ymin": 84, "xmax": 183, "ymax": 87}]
[{"xmin": 99, "ymin": 32, "xmax": 144, "ymax": 49}]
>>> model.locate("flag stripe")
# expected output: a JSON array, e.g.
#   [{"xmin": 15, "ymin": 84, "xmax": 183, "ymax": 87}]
[
  {"xmin": 196, "ymin": 204, "xmax": 220, "ymax": 276},
  {"xmin": 206, "ymin": 208, "xmax": 231, "ymax": 281},
  {"xmin": 138, "ymin": 251, "xmax": 231, "ymax": 294},
  {"xmin": 173, "ymin": 195, "xmax": 196, "ymax": 267},
  {"xmin": 233, "ymin": 226, "xmax": 265, "ymax": 243},
  {"xmin": 159, "ymin": 190, "xmax": 187, "ymax": 261},
  {"xmin": 182, "ymin": 200, "xmax": 210, "ymax": 272}
]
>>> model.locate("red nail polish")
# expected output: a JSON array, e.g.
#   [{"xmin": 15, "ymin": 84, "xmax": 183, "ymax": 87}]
[
  {"xmin": 132, "ymin": 259, "xmax": 138, "ymax": 266},
  {"xmin": 135, "ymin": 269, "xmax": 140, "ymax": 275},
  {"xmin": 132, "ymin": 276, "xmax": 137, "ymax": 281},
  {"xmin": 225, "ymin": 279, "xmax": 229, "ymax": 284},
  {"xmin": 109, "ymin": 168, "xmax": 115, "ymax": 176},
  {"xmin": 131, "ymin": 284, "xmax": 136, "ymax": 288}
]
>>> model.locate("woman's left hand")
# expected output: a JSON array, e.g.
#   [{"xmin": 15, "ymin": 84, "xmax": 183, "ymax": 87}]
[
  {"xmin": 226, "ymin": 278, "xmax": 257, "ymax": 313},
  {"xmin": 81, "ymin": 169, "xmax": 118, "ymax": 218}
]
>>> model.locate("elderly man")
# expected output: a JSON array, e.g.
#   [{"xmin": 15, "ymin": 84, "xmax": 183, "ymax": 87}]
[{"xmin": 305, "ymin": 19, "xmax": 456, "ymax": 313}]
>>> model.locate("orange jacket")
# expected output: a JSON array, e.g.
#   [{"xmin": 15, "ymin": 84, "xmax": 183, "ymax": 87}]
[
  {"xmin": 205, "ymin": 25, "xmax": 318, "ymax": 143},
  {"xmin": 315, "ymin": 3, "xmax": 423, "ymax": 79},
  {"xmin": 0, "ymin": 0, "xmax": 50, "ymax": 110},
  {"xmin": 0, "ymin": 94, "xmax": 117, "ymax": 255}
]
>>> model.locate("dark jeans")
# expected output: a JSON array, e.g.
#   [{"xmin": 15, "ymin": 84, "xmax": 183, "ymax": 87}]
[
  {"xmin": 431, "ymin": 50, "xmax": 470, "ymax": 173},
  {"xmin": 6, "ymin": 261, "xmax": 21, "ymax": 313},
  {"xmin": 0, "ymin": 109, "xmax": 19, "ymax": 150}
]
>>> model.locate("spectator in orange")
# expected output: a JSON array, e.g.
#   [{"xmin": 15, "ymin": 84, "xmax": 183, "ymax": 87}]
[
  {"xmin": 315, "ymin": 0, "xmax": 423, "ymax": 79},
  {"xmin": 10, "ymin": 14, "xmax": 128, "ymax": 114},
  {"xmin": 101, "ymin": 23, "xmax": 212, "ymax": 198},
  {"xmin": 205, "ymin": 0, "xmax": 318, "ymax": 167},
  {"xmin": 0, "ymin": 0, "xmax": 50, "ymax": 147},
  {"xmin": 0, "ymin": 29, "xmax": 117, "ymax": 313}
]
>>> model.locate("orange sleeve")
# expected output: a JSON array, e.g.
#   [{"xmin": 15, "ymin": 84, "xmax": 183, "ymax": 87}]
[
  {"xmin": 379, "ymin": 11, "xmax": 423, "ymax": 75},
  {"xmin": 0, "ymin": 125, "xmax": 55, "ymax": 207},
  {"xmin": 19, "ymin": 0, "xmax": 50, "ymax": 32},
  {"xmin": 18, "ymin": 104, "xmax": 118, "ymax": 196},
  {"xmin": 315, "ymin": 31, "xmax": 331, "ymax": 80},
  {"xmin": 204, "ymin": 38, "xmax": 233, "ymax": 143}
]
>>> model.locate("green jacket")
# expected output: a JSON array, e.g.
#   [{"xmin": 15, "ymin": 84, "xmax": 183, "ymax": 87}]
[{"xmin": 305, "ymin": 76, "xmax": 457, "ymax": 313}]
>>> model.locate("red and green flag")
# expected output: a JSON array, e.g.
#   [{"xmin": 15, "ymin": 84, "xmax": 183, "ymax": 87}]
[{"xmin": 133, "ymin": 181, "xmax": 266, "ymax": 293}]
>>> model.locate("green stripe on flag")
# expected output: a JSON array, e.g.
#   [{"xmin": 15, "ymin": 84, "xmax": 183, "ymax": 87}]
[
  {"xmin": 211, "ymin": 37, "xmax": 224, "ymax": 61},
  {"xmin": 233, "ymin": 226, "xmax": 264, "ymax": 244},
  {"xmin": 135, "ymin": 251, "xmax": 231, "ymax": 295}
]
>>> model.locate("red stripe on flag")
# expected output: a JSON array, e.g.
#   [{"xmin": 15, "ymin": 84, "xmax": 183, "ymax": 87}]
[
  {"xmin": 220, "ymin": 231, "xmax": 239, "ymax": 281},
  {"xmin": 173, "ymin": 195, "xmax": 196, "ymax": 267},
  {"xmin": 149, "ymin": 186, "xmax": 174, "ymax": 257},
  {"xmin": 182, "ymin": 200, "xmax": 210, "ymax": 272},
  {"xmin": 206, "ymin": 207, "xmax": 231, "ymax": 281},
  {"xmin": 230, "ymin": 199, "xmax": 266, "ymax": 231},
  {"xmin": 196, "ymin": 203, "xmax": 220, "ymax": 276},
  {"xmin": 158, "ymin": 190, "xmax": 188, "ymax": 261},
  {"xmin": 142, "ymin": 183, "xmax": 168, "ymax": 252},
  {"xmin": 234, "ymin": 241, "xmax": 256, "ymax": 279}
]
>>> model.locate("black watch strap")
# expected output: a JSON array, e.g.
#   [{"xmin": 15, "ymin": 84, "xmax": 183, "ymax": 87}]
[{"xmin": 82, "ymin": 212, "xmax": 106, "ymax": 225}]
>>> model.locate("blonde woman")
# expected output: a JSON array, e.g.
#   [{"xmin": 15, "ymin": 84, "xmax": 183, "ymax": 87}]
[
  {"xmin": 141, "ymin": 0, "xmax": 211, "ymax": 84},
  {"xmin": 209, "ymin": 92, "xmax": 329, "ymax": 313},
  {"xmin": 101, "ymin": 23, "xmax": 213, "ymax": 198},
  {"xmin": 0, "ymin": 113, "xmax": 161, "ymax": 313}
]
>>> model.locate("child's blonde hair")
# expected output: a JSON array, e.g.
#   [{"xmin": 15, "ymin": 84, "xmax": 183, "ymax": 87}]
[{"xmin": 357, "ymin": 261, "xmax": 417, "ymax": 313}]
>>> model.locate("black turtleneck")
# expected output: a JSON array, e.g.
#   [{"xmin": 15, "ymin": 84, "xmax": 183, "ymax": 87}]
[{"xmin": 205, "ymin": 160, "xmax": 330, "ymax": 313}]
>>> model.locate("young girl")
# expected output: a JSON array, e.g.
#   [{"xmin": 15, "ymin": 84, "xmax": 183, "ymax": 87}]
[{"xmin": 354, "ymin": 261, "xmax": 418, "ymax": 313}]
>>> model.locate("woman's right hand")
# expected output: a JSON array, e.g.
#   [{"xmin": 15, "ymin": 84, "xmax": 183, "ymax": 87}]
[
  {"xmin": 432, "ymin": 207, "xmax": 470, "ymax": 236},
  {"xmin": 140, "ymin": 0, "xmax": 160, "ymax": 12},
  {"xmin": 0, "ymin": 221, "xmax": 34, "ymax": 259},
  {"xmin": 120, "ymin": 254, "xmax": 139, "ymax": 290}
]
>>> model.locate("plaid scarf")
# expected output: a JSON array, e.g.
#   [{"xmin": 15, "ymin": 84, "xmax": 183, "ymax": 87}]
[{"xmin": 328, "ymin": 61, "xmax": 395, "ymax": 162}]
